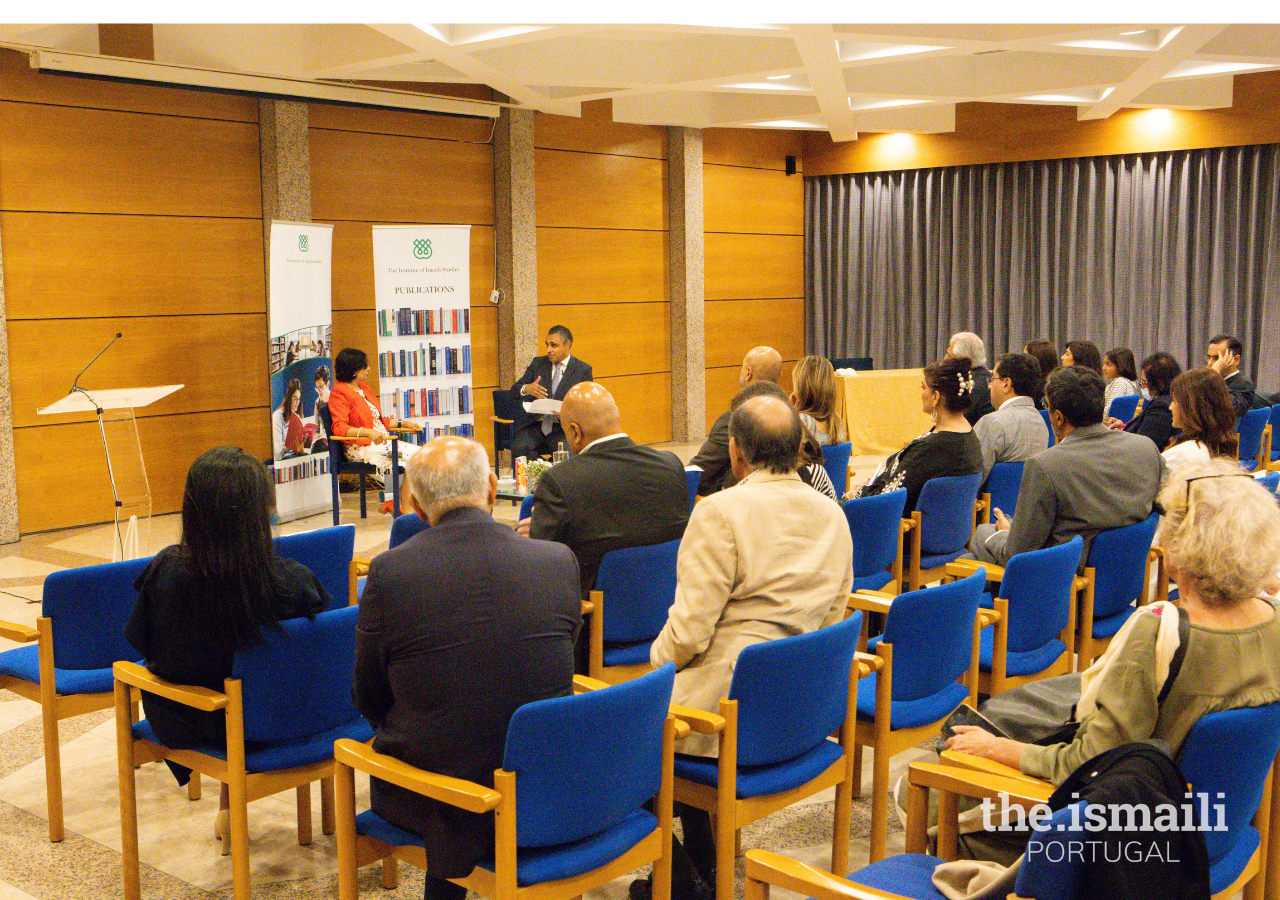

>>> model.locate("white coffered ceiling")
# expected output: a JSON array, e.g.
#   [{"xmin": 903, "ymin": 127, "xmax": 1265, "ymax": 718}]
[{"xmin": 2, "ymin": 22, "xmax": 1278, "ymax": 141}]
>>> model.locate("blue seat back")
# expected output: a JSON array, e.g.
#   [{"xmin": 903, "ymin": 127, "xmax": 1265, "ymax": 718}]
[
  {"xmin": 1106, "ymin": 393, "xmax": 1141, "ymax": 422},
  {"xmin": 820, "ymin": 442, "xmax": 852, "ymax": 496},
  {"xmin": 1179, "ymin": 703, "xmax": 1280, "ymax": 865},
  {"xmin": 1014, "ymin": 801, "xmax": 1088, "ymax": 900},
  {"xmin": 231, "ymin": 605, "xmax": 360, "ymax": 744},
  {"xmin": 998, "ymin": 538, "xmax": 1083, "ymax": 654},
  {"xmin": 520, "ymin": 493, "xmax": 535, "ymax": 521},
  {"xmin": 1086, "ymin": 513, "xmax": 1159, "ymax": 621},
  {"xmin": 842, "ymin": 489, "xmax": 908, "ymax": 579},
  {"xmin": 729, "ymin": 611, "xmax": 862, "ymax": 767},
  {"xmin": 1039, "ymin": 409, "xmax": 1056, "ymax": 447},
  {"xmin": 882, "ymin": 570, "xmax": 983, "ymax": 702},
  {"xmin": 503, "ymin": 662, "xmax": 675, "ymax": 848},
  {"xmin": 1270, "ymin": 404, "xmax": 1280, "ymax": 460},
  {"xmin": 389, "ymin": 512, "xmax": 429, "ymax": 549},
  {"xmin": 684, "ymin": 467, "xmax": 701, "ymax": 511},
  {"xmin": 1237, "ymin": 407, "xmax": 1270, "ymax": 465},
  {"xmin": 985, "ymin": 461, "xmax": 1025, "ymax": 523},
  {"xmin": 43, "ymin": 556, "xmax": 153, "ymax": 670},
  {"xmin": 275, "ymin": 524, "xmax": 355, "ymax": 610},
  {"xmin": 915, "ymin": 473, "xmax": 982, "ymax": 555},
  {"xmin": 1257, "ymin": 472, "xmax": 1280, "ymax": 496},
  {"xmin": 596, "ymin": 539, "xmax": 681, "ymax": 643}
]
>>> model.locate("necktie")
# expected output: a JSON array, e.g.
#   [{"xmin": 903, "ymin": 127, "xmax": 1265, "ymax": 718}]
[{"xmin": 541, "ymin": 363, "xmax": 563, "ymax": 436}]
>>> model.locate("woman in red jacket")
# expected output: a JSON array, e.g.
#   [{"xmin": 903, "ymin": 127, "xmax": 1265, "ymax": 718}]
[{"xmin": 328, "ymin": 348, "xmax": 422, "ymax": 479}]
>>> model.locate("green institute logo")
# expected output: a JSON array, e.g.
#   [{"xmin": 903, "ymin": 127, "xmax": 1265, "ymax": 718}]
[
  {"xmin": 298, "ymin": 234, "xmax": 309, "ymax": 252},
  {"xmin": 413, "ymin": 239, "xmax": 433, "ymax": 260}
]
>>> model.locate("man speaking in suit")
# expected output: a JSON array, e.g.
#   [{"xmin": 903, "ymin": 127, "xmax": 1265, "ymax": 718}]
[{"xmin": 509, "ymin": 325, "xmax": 593, "ymax": 460}]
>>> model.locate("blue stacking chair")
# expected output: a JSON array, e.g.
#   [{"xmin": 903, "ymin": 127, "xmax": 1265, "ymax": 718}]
[
  {"xmin": 1268, "ymin": 404, "xmax": 1280, "ymax": 464},
  {"xmin": 821, "ymin": 441, "xmax": 853, "ymax": 496},
  {"xmin": 903, "ymin": 473, "xmax": 984, "ymax": 592},
  {"xmin": 1078, "ymin": 512, "xmax": 1161, "ymax": 668},
  {"xmin": 841, "ymin": 489, "xmax": 909, "ymax": 594},
  {"xmin": 276, "ymin": 524, "xmax": 356, "ymax": 609},
  {"xmin": 1237, "ymin": 407, "xmax": 1270, "ymax": 472},
  {"xmin": 0, "ymin": 556, "xmax": 151, "ymax": 841},
  {"xmin": 334, "ymin": 664, "xmax": 681, "ymax": 900},
  {"xmin": 115, "ymin": 605, "xmax": 372, "ymax": 900},
  {"xmin": 318, "ymin": 404, "xmax": 403, "ymax": 525},
  {"xmin": 352, "ymin": 513, "xmax": 431, "ymax": 602},
  {"xmin": 670, "ymin": 612, "xmax": 870, "ymax": 900},
  {"xmin": 1039, "ymin": 408, "xmax": 1056, "ymax": 447},
  {"xmin": 982, "ymin": 460, "xmax": 1025, "ymax": 524},
  {"xmin": 848, "ymin": 569, "xmax": 988, "ymax": 863},
  {"xmin": 587, "ymin": 539, "xmax": 681, "ymax": 683},
  {"xmin": 1257, "ymin": 471, "xmax": 1280, "ymax": 496},
  {"xmin": 743, "ymin": 799, "xmax": 1090, "ymax": 900},
  {"xmin": 519, "ymin": 493, "xmax": 535, "ymax": 521},
  {"xmin": 1106, "ymin": 392, "xmax": 1141, "ymax": 422},
  {"xmin": 684, "ymin": 466, "xmax": 702, "ymax": 510},
  {"xmin": 947, "ymin": 538, "xmax": 1084, "ymax": 694}
]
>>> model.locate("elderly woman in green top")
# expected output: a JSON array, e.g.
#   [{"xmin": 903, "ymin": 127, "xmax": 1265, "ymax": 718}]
[{"xmin": 946, "ymin": 457, "xmax": 1280, "ymax": 784}]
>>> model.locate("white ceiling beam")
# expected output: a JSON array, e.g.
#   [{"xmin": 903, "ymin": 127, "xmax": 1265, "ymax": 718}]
[
  {"xmin": 1078, "ymin": 24, "xmax": 1225, "ymax": 120},
  {"xmin": 790, "ymin": 25, "xmax": 858, "ymax": 142},
  {"xmin": 303, "ymin": 50, "xmax": 432, "ymax": 80}
]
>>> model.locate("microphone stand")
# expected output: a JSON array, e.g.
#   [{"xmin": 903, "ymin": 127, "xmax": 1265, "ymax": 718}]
[{"xmin": 69, "ymin": 333, "xmax": 125, "ymax": 556}]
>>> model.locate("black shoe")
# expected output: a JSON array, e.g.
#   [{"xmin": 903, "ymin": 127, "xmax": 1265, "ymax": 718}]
[{"xmin": 629, "ymin": 873, "xmax": 714, "ymax": 900}]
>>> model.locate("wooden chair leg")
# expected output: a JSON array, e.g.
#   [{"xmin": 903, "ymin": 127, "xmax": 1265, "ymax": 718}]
[
  {"xmin": 296, "ymin": 784, "xmax": 313, "ymax": 846},
  {"xmin": 869, "ymin": 741, "xmax": 890, "ymax": 864},
  {"xmin": 321, "ymin": 776, "xmax": 336, "ymax": 835},
  {"xmin": 832, "ymin": 761, "xmax": 853, "ymax": 876},
  {"xmin": 735, "ymin": 829, "xmax": 743, "ymax": 857},
  {"xmin": 336, "ymin": 763, "xmax": 359, "ymax": 900},
  {"xmin": 41, "ymin": 701, "xmax": 64, "ymax": 842},
  {"xmin": 936, "ymin": 790, "xmax": 959, "ymax": 862},
  {"xmin": 382, "ymin": 858, "xmax": 399, "ymax": 888},
  {"xmin": 115, "ymin": 682, "xmax": 141, "ymax": 900},
  {"xmin": 715, "ymin": 808, "xmax": 735, "ymax": 900},
  {"xmin": 229, "ymin": 776, "xmax": 251, "ymax": 900},
  {"xmin": 187, "ymin": 774, "xmax": 202, "ymax": 801},
  {"xmin": 851, "ymin": 743, "xmax": 864, "ymax": 799}
]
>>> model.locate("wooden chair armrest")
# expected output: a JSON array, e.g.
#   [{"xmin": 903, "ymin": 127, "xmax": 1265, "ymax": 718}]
[
  {"xmin": 939, "ymin": 749, "xmax": 1051, "ymax": 793},
  {"xmin": 670, "ymin": 705, "xmax": 726, "ymax": 735},
  {"xmin": 334, "ymin": 739, "xmax": 501, "ymax": 814},
  {"xmin": 745, "ymin": 850, "xmax": 894, "ymax": 900},
  {"xmin": 945, "ymin": 559, "xmax": 1004, "ymax": 582},
  {"xmin": 854, "ymin": 652, "xmax": 885, "ymax": 675},
  {"xmin": 1148, "ymin": 546, "xmax": 1164, "ymax": 560},
  {"xmin": 976, "ymin": 608, "xmax": 1002, "ymax": 628},
  {"xmin": 848, "ymin": 591, "xmax": 895, "ymax": 615},
  {"xmin": 491, "ymin": 417, "xmax": 514, "ymax": 424},
  {"xmin": 387, "ymin": 427, "xmax": 416, "ymax": 435},
  {"xmin": 113, "ymin": 661, "xmax": 228, "ymax": 712},
  {"xmin": 899, "ymin": 517, "xmax": 915, "ymax": 535},
  {"xmin": 0, "ymin": 619, "xmax": 39, "ymax": 643},
  {"xmin": 907, "ymin": 760, "xmax": 1054, "ymax": 806},
  {"xmin": 573, "ymin": 674, "xmax": 609, "ymax": 693},
  {"xmin": 1072, "ymin": 575, "xmax": 1089, "ymax": 591},
  {"xmin": 580, "ymin": 600, "xmax": 595, "ymax": 617},
  {"xmin": 351, "ymin": 558, "xmax": 370, "ymax": 577},
  {"xmin": 327, "ymin": 434, "xmax": 361, "ymax": 442}
]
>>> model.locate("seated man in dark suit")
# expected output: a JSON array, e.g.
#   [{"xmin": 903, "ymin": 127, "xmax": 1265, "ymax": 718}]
[
  {"xmin": 970, "ymin": 366, "xmax": 1164, "ymax": 568},
  {"xmin": 1207, "ymin": 333, "xmax": 1270, "ymax": 416},
  {"xmin": 509, "ymin": 324, "xmax": 593, "ymax": 461},
  {"xmin": 689, "ymin": 345, "xmax": 781, "ymax": 495},
  {"xmin": 354, "ymin": 436, "xmax": 580, "ymax": 900},
  {"xmin": 521, "ymin": 382, "xmax": 689, "ymax": 599}
]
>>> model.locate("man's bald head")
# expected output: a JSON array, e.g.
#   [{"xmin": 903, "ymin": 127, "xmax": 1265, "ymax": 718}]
[
  {"xmin": 740, "ymin": 346, "xmax": 783, "ymax": 387},
  {"xmin": 560, "ymin": 382, "xmax": 622, "ymax": 454},
  {"xmin": 405, "ymin": 436, "xmax": 494, "ymax": 524},
  {"xmin": 728, "ymin": 395, "xmax": 802, "ymax": 477}
]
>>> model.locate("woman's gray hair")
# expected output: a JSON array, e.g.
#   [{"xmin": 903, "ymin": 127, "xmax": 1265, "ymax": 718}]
[
  {"xmin": 949, "ymin": 332, "xmax": 987, "ymax": 368},
  {"xmin": 405, "ymin": 438, "xmax": 491, "ymax": 520},
  {"xmin": 1158, "ymin": 458, "xmax": 1280, "ymax": 608}
]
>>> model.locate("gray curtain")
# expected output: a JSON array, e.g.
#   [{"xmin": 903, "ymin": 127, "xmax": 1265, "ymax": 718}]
[{"xmin": 806, "ymin": 144, "xmax": 1280, "ymax": 388}]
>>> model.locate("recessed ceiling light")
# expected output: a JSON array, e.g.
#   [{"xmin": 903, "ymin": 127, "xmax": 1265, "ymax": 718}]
[
  {"xmin": 1119, "ymin": 30, "xmax": 1146, "ymax": 36},
  {"xmin": 766, "ymin": 74, "xmax": 791, "ymax": 80},
  {"xmin": 851, "ymin": 98, "xmax": 929, "ymax": 110}
]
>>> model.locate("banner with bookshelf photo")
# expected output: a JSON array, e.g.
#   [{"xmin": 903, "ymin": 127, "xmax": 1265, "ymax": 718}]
[
  {"xmin": 370, "ymin": 225, "xmax": 474, "ymax": 454},
  {"xmin": 267, "ymin": 220, "xmax": 334, "ymax": 522}
]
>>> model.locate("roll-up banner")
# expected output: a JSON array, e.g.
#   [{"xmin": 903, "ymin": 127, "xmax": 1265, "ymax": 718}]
[
  {"xmin": 370, "ymin": 225, "xmax": 474, "ymax": 447},
  {"xmin": 267, "ymin": 221, "xmax": 334, "ymax": 522}
]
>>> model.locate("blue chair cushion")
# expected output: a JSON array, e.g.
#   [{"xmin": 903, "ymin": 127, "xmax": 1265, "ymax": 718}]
[
  {"xmin": 356, "ymin": 575, "xmax": 367, "ymax": 600},
  {"xmin": 0, "ymin": 645, "xmax": 123, "ymax": 695},
  {"xmin": 848, "ymin": 852, "xmax": 947, "ymax": 898},
  {"xmin": 1092, "ymin": 606, "xmax": 1137, "ymax": 639},
  {"xmin": 919, "ymin": 550, "xmax": 965, "ymax": 571},
  {"xmin": 853, "ymin": 571, "xmax": 894, "ymax": 592},
  {"xmin": 131, "ymin": 717, "xmax": 373, "ymax": 773},
  {"xmin": 1209, "ymin": 825, "xmax": 1259, "ymax": 895},
  {"xmin": 673, "ymin": 740, "xmax": 844, "ymax": 799},
  {"xmin": 856, "ymin": 675, "xmax": 969, "ymax": 730},
  {"xmin": 602, "ymin": 641, "xmax": 652, "ymax": 667},
  {"xmin": 978, "ymin": 628, "xmax": 1067, "ymax": 677}
]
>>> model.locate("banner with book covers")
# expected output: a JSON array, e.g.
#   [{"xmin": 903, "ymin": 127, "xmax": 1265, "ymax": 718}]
[
  {"xmin": 267, "ymin": 221, "xmax": 334, "ymax": 522},
  {"xmin": 371, "ymin": 225, "xmax": 474, "ymax": 446}
]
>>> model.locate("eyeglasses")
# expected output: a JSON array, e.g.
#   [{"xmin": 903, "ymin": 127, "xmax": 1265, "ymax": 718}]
[{"xmin": 1183, "ymin": 472, "xmax": 1253, "ymax": 506}]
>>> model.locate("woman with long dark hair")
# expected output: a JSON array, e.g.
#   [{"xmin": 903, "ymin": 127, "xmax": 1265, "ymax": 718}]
[
  {"xmin": 1023, "ymin": 340, "xmax": 1059, "ymax": 409},
  {"xmin": 1164, "ymin": 368, "xmax": 1239, "ymax": 472},
  {"xmin": 272, "ymin": 377, "xmax": 305, "ymax": 458},
  {"xmin": 1061, "ymin": 340, "xmax": 1103, "ymax": 375},
  {"xmin": 1102, "ymin": 347, "xmax": 1140, "ymax": 414},
  {"xmin": 126, "ymin": 447, "xmax": 329, "ymax": 846}
]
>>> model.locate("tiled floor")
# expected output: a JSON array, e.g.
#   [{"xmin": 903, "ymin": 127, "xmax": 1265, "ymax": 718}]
[{"xmin": 0, "ymin": 444, "xmax": 916, "ymax": 900}]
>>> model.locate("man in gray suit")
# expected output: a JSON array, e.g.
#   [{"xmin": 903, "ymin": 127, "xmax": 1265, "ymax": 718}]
[
  {"xmin": 970, "ymin": 366, "xmax": 1163, "ymax": 568},
  {"xmin": 973, "ymin": 352, "xmax": 1049, "ymax": 478}
]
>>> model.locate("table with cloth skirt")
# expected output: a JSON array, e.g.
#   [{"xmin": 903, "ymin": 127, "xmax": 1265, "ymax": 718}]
[{"xmin": 836, "ymin": 369, "xmax": 933, "ymax": 456}]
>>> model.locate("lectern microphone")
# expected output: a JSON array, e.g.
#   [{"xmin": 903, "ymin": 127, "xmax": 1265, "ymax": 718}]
[{"xmin": 71, "ymin": 332, "xmax": 123, "ymax": 394}]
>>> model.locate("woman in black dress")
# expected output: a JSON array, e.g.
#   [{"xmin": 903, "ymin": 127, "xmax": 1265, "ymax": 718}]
[
  {"xmin": 848, "ymin": 357, "xmax": 983, "ymax": 511},
  {"xmin": 126, "ymin": 446, "xmax": 329, "ymax": 847}
]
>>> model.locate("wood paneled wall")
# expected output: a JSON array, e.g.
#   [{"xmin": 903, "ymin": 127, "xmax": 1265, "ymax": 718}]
[
  {"xmin": 533, "ymin": 103, "xmax": 672, "ymax": 444},
  {"xmin": 702, "ymin": 128, "xmax": 806, "ymax": 431},
  {"xmin": 308, "ymin": 101, "xmax": 499, "ymax": 456},
  {"xmin": 804, "ymin": 70, "xmax": 1280, "ymax": 176},
  {"xmin": 0, "ymin": 49, "xmax": 268, "ymax": 533}
]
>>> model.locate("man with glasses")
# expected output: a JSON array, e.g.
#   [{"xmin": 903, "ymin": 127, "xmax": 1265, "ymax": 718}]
[
  {"xmin": 973, "ymin": 352, "xmax": 1050, "ymax": 478},
  {"xmin": 970, "ymin": 366, "xmax": 1163, "ymax": 568}
]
